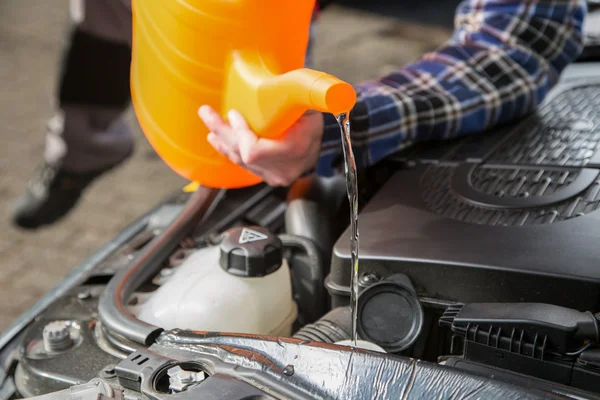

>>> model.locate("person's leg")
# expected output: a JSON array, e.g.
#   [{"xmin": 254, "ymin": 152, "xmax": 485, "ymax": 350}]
[{"xmin": 12, "ymin": 0, "xmax": 133, "ymax": 229}]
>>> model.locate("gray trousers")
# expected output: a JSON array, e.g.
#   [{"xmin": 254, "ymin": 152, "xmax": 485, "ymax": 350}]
[
  {"xmin": 48, "ymin": 0, "xmax": 316, "ymax": 173},
  {"xmin": 46, "ymin": 0, "xmax": 133, "ymax": 173}
]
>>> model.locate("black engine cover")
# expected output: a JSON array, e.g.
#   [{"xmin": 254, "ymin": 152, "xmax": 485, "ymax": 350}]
[{"xmin": 328, "ymin": 63, "xmax": 600, "ymax": 311}]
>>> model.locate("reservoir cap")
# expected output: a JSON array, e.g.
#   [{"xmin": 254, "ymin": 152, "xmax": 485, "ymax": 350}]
[
  {"xmin": 219, "ymin": 226, "xmax": 282, "ymax": 277},
  {"xmin": 356, "ymin": 274, "xmax": 424, "ymax": 353}
]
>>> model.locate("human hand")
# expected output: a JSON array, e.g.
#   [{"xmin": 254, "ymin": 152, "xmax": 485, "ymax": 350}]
[{"xmin": 198, "ymin": 106, "xmax": 325, "ymax": 187}]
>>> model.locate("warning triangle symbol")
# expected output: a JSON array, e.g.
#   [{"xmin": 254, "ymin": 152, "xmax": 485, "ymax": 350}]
[{"xmin": 239, "ymin": 228, "xmax": 268, "ymax": 244}]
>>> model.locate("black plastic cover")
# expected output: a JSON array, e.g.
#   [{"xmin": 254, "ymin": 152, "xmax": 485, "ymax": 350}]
[
  {"xmin": 441, "ymin": 303, "xmax": 599, "ymax": 353},
  {"xmin": 574, "ymin": 349, "xmax": 600, "ymax": 393},
  {"xmin": 440, "ymin": 303, "xmax": 600, "ymax": 388},
  {"xmin": 357, "ymin": 274, "xmax": 424, "ymax": 352},
  {"xmin": 328, "ymin": 64, "xmax": 600, "ymax": 311},
  {"xmin": 445, "ymin": 357, "xmax": 600, "ymax": 400},
  {"xmin": 219, "ymin": 226, "xmax": 283, "ymax": 277}
]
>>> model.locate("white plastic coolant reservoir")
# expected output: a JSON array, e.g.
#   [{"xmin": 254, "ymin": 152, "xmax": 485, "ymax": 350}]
[{"xmin": 137, "ymin": 227, "xmax": 297, "ymax": 336}]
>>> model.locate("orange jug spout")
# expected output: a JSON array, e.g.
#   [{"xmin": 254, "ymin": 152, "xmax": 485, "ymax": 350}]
[
  {"xmin": 222, "ymin": 50, "xmax": 356, "ymax": 139},
  {"xmin": 269, "ymin": 68, "xmax": 357, "ymax": 116},
  {"xmin": 308, "ymin": 74, "xmax": 357, "ymax": 116}
]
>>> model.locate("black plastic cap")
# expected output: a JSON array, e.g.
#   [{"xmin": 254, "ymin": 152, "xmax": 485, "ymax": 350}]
[
  {"xmin": 219, "ymin": 226, "xmax": 283, "ymax": 277},
  {"xmin": 357, "ymin": 274, "xmax": 424, "ymax": 353}
]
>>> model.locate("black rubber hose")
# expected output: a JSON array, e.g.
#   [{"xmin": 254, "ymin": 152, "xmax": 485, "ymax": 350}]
[
  {"xmin": 98, "ymin": 186, "xmax": 219, "ymax": 345},
  {"xmin": 293, "ymin": 307, "xmax": 351, "ymax": 343},
  {"xmin": 279, "ymin": 234, "xmax": 327, "ymax": 324}
]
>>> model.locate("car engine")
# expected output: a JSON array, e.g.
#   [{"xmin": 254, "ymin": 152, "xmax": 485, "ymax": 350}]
[{"xmin": 1, "ymin": 30, "xmax": 600, "ymax": 400}]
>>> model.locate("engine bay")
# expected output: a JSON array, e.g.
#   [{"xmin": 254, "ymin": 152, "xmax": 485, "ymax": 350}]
[{"xmin": 1, "ymin": 60, "xmax": 600, "ymax": 399}]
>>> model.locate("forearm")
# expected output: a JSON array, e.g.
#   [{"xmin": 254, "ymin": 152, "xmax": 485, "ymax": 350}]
[{"xmin": 316, "ymin": 0, "xmax": 587, "ymax": 177}]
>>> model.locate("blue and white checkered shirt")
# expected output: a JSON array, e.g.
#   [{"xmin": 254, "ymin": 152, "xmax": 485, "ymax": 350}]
[{"xmin": 316, "ymin": 0, "xmax": 587, "ymax": 177}]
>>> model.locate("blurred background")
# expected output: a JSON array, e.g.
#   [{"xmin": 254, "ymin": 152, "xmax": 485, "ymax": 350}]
[{"xmin": 0, "ymin": 0, "xmax": 456, "ymax": 331}]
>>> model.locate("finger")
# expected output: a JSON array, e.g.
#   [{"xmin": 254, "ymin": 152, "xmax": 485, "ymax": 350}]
[
  {"xmin": 241, "ymin": 135, "xmax": 299, "ymax": 166},
  {"xmin": 206, "ymin": 132, "xmax": 228, "ymax": 157},
  {"xmin": 208, "ymin": 127, "xmax": 283, "ymax": 185},
  {"xmin": 228, "ymin": 109, "xmax": 251, "ymax": 130},
  {"xmin": 207, "ymin": 132, "xmax": 243, "ymax": 165},
  {"xmin": 214, "ymin": 127, "xmax": 241, "ymax": 155},
  {"xmin": 198, "ymin": 106, "xmax": 240, "ymax": 151},
  {"xmin": 224, "ymin": 109, "xmax": 260, "ymax": 165},
  {"xmin": 198, "ymin": 106, "xmax": 229, "ymax": 134},
  {"xmin": 227, "ymin": 109, "xmax": 304, "ymax": 166},
  {"xmin": 209, "ymin": 130, "xmax": 272, "ymax": 181}
]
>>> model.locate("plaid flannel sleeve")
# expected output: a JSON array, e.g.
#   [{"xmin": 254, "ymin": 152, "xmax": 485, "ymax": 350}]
[{"xmin": 316, "ymin": 0, "xmax": 587, "ymax": 177}]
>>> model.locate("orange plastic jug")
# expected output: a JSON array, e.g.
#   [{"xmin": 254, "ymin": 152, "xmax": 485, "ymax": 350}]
[{"xmin": 130, "ymin": 0, "xmax": 357, "ymax": 188}]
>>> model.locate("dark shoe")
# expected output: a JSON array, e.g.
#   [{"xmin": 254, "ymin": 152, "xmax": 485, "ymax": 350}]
[{"xmin": 11, "ymin": 159, "xmax": 127, "ymax": 230}]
